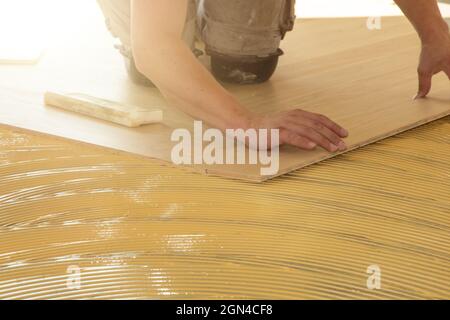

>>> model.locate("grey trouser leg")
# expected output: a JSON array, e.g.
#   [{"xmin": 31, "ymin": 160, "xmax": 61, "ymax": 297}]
[
  {"xmin": 97, "ymin": 0, "xmax": 294, "ymax": 59},
  {"xmin": 197, "ymin": 0, "xmax": 296, "ymax": 58}
]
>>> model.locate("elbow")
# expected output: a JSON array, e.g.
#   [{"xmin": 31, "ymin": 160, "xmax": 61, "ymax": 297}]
[
  {"xmin": 131, "ymin": 41, "xmax": 150, "ymax": 76},
  {"xmin": 131, "ymin": 36, "xmax": 170, "ymax": 78},
  {"xmin": 131, "ymin": 40, "xmax": 163, "ymax": 87},
  {"xmin": 131, "ymin": 35, "xmax": 186, "ymax": 84},
  {"xmin": 131, "ymin": 29, "xmax": 159, "ymax": 76}
]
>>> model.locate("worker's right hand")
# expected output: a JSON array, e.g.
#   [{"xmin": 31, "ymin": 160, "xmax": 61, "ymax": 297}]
[{"xmin": 247, "ymin": 109, "xmax": 349, "ymax": 152}]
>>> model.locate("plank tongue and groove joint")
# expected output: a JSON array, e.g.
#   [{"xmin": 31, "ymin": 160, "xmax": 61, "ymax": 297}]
[{"xmin": 0, "ymin": 17, "xmax": 449, "ymax": 181}]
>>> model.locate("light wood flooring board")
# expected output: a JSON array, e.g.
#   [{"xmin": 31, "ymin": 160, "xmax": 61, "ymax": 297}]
[{"xmin": 0, "ymin": 17, "xmax": 449, "ymax": 181}]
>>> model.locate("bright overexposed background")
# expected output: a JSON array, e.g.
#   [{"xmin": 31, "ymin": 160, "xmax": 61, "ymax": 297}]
[
  {"xmin": 0, "ymin": 0, "xmax": 102, "ymax": 62},
  {"xmin": 1, "ymin": 0, "xmax": 450, "ymax": 62}
]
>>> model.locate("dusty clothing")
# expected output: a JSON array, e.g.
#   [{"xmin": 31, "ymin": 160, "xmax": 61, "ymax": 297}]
[
  {"xmin": 97, "ymin": 0, "xmax": 295, "ymax": 59},
  {"xmin": 198, "ymin": 0, "xmax": 295, "ymax": 57}
]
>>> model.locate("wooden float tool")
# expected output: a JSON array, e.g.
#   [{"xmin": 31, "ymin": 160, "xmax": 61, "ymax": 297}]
[{"xmin": 44, "ymin": 91, "xmax": 163, "ymax": 128}]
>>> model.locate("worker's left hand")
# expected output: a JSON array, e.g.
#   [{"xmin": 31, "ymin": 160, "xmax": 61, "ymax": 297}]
[{"xmin": 415, "ymin": 32, "xmax": 450, "ymax": 99}]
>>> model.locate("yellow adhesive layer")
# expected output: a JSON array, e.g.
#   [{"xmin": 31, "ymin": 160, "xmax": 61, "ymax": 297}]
[{"xmin": 0, "ymin": 118, "xmax": 449, "ymax": 300}]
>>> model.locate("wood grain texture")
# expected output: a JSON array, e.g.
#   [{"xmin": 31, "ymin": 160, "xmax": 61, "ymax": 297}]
[{"xmin": 0, "ymin": 17, "xmax": 449, "ymax": 181}]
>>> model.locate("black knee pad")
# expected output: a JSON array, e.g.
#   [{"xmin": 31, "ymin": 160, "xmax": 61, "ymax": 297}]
[{"xmin": 210, "ymin": 49, "xmax": 283, "ymax": 84}]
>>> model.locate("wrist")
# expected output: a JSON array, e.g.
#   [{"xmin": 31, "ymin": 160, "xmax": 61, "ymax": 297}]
[
  {"xmin": 220, "ymin": 94, "xmax": 256, "ymax": 130},
  {"xmin": 420, "ymin": 18, "xmax": 449, "ymax": 44},
  {"xmin": 212, "ymin": 96, "xmax": 255, "ymax": 131},
  {"xmin": 231, "ymin": 109, "xmax": 256, "ymax": 130}
]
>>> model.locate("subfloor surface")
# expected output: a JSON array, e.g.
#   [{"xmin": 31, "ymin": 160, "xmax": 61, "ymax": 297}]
[{"xmin": 0, "ymin": 118, "xmax": 448, "ymax": 299}]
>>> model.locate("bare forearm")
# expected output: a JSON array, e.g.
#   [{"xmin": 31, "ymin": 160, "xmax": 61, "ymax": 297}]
[
  {"xmin": 130, "ymin": 0, "xmax": 349, "ymax": 151},
  {"xmin": 133, "ymin": 39, "xmax": 251, "ymax": 130},
  {"xmin": 131, "ymin": 0, "xmax": 251, "ymax": 130},
  {"xmin": 395, "ymin": 0, "xmax": 448, "ymax": 43}
]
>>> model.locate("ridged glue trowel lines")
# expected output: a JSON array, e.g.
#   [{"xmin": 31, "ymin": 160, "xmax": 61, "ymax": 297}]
[{"xmin": 0, "ymin": 118, "xmax": 449, "ymax": 299}]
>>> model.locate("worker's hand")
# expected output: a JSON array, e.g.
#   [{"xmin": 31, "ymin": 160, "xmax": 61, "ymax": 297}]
[
  {"xmin": 415, "ymin": 32, "xmax": 450, "ymax": 99},
  {"xmin": 247, "ymin": 109, "xmax": 348, "ymax": 152}
]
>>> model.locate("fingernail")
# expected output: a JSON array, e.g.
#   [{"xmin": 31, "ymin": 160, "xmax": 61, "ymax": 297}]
[
  {"xmin": 330, "ymin": 144, "xmax": 338, "ymax": 152},
  {"xmin": 338, "ymin": 141, "xmax": 347, "ymax": 151},
  {"xmin": 308, "ymin": 142, "xmax": 317, "ymax": 149},
  {"xmin": 341, "ymin": 129, "xmax": 349, "ymax": 137}
]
